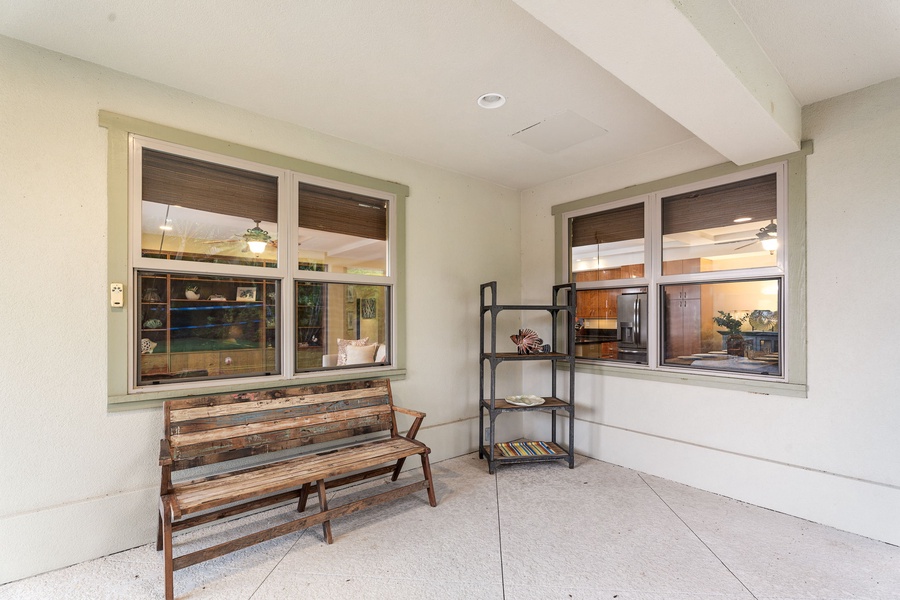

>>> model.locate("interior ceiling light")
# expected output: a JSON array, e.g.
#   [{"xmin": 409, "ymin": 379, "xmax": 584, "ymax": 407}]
[
  {"xmin": 477, "ymin": 93, "xmax": 506, "ymax": 109},
  {"xmin": 242, "ymin": 220, "xmax": 271, "ymax": 255}
]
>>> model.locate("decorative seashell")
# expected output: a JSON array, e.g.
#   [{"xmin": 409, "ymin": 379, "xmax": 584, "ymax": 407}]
[
  {"xmin": 143, "ymin": 318, "xmax": 163, "ymax": 329},
  {"xmin": 510, "ymin": 328, "xmax": 545, "ymax": 354},
  {"xmin": 140, "ymin": 338, "xmax": 158, "ymax": 355}
]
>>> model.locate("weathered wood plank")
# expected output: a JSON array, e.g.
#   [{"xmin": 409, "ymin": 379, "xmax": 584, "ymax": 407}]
[
  {"xmin": 170, "ymin": 416, "xmax": 392, "ymax": 469},
  {"xmin": 169, "ymin": 386, "xmax": 389, "ymax": 423},
  {"xmin": 170, "ymin": 405, "xmax": 392, "ymax": 447},
  {"xmin": 170, "ymin": 395, "xmax": 388, "ymax": 435},
  {"xmin": 166, "ymin": 379, "xmax": 389, "ymax": 412}
]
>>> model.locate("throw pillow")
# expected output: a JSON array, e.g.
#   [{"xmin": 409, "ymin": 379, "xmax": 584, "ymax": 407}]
[
  {"xmin": 345, "ymin": 343, "xmax": 378, "ymax": 365},
  {"xmin": 337, "ymin": 337, "xmax": 369, "ymax": 366}
]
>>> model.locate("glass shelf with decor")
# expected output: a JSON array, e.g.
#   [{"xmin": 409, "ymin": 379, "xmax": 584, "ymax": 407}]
[{"xmin": 137, "ymin": 272, "xmax": 279, "ymax": 385}]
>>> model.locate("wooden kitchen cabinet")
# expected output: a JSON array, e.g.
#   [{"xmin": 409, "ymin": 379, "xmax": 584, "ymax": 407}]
[{"xmin": 664, "ymin": 283, "xmax": 712, "ymax": 359}]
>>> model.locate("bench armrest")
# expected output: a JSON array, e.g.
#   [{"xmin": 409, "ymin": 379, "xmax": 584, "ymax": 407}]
[
  {"xmin": 392, "ymin": 405, "xmax": 426, "ymax": 440},
  {"xmin": 159, "ymin": 439, "xmax": 173, "ymax": 466},
  {"xmin": 392, "ymin": 405, "xmax": 425, "ymax": 419}
]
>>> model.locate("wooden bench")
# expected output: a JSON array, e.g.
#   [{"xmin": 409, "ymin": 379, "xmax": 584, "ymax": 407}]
[{"xmin": 157, "ymin": 378, "xmax": 436, "ymax": 600}]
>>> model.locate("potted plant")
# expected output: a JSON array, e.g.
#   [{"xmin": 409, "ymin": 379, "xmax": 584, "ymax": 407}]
[
  {"xmin": 185, "ymin": 284, "xmax": 200, "ymax": 300},
  {"xmin": 713, "ymin": 311, "xmax": 747, "ymax": 356}
]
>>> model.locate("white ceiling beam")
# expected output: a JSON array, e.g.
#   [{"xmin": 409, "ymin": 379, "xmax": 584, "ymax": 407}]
[{"xmin": 512, "ymin": 0, "xmax": 801, "ymax": 165}]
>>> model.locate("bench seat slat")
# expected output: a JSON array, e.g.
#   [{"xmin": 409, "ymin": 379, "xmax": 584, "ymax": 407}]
[{"xmin": 172, "ymin": 437, "xmax": 425, "ymax": 515}]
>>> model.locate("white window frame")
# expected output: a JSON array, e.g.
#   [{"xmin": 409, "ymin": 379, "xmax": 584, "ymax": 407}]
[
  {"xmin": 555, "ymin": 152, "xmax": 809, "ymax": 397},
  {"xmin": 101, "ymin": 111, "xmax": 408, "ymax": 408}
]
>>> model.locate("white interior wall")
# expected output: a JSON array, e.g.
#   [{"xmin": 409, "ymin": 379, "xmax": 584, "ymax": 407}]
[
  {"xmin": 519, "ymin": 77, "xmax": 900, "ymax": 546},
  {"xmin": 0, "ymin": 36, "xmax": 521, "ymax": 583}
]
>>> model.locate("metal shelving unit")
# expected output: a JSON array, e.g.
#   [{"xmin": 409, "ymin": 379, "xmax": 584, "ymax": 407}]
[{"xmin": 479, "ymin": 281, "xmax": 576, "ymax": 473}]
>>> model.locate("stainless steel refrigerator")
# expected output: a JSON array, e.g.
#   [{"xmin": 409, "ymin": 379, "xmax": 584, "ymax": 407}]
[{"xmin": 617, "ymin": 292, "xmax": 648, "ymax": 363}]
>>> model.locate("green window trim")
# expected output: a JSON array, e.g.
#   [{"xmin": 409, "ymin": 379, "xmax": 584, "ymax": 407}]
[
  {"xmin": 101, "ymin": 111, "xmax": 409, "ymax": 408},
  {"xmin": 552, "ymin": 141, "xmax": 811, "ymax": 398}
]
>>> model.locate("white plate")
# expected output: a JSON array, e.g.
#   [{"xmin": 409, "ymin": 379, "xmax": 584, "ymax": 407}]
[{"xmin": 505, "ymin": 395, "xmax": 545, "ymax": 406}]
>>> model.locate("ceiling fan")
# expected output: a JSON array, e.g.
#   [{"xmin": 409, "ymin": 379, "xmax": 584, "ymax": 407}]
[
  {"xmin": 705, "ymin": 220, "xmax": 777, "ymax": 252},
  {"xmin": 201, "ymin": 220, "xmax": 278, "ymax": 254},
  {"xmin": 734, "ymin": 221, "xmax": 777, "ymax": 252}
]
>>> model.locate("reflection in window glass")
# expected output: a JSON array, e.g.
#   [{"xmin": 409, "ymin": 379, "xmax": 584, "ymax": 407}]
[
  {"xmin": 298, "ymin": 182, "xmax": 387, "ymax": 276},
  {"xmin": 575, "ymin": 286, "xmax": 648, "ymax": 364},
  {"xmin": 141, "ymin": 149, "xmax": 278, "ymax": 267},
  {"xmin": 137, "ymin": 272, "xmax": 279, "ymax": 385},
  {"xmin": 661, "ymin": 279, "xmax": 781, "ymax": 376},
  {"xmin": 296, "ymin": 282, "xmax": 390, "ymax": 372},
  {"xmin": 662, "ymin": 174, "xmax": 777, "ymax": 273},
  {"xmin": 571, "ymin": 203, "xmax": 644, "ymax": 278}
]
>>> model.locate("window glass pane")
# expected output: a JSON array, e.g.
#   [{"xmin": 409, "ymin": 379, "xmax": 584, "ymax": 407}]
[
  {"xmin": 296, "ymin": 282, "xmax": 390, "ymax": 371},
  {"xmin": 571, "ymin": 203, "xmax": 644, "ymax": 279},
  {"xmin": 141, "ymin": 148, "xmax": 278, "ymax": 267},
  {"xmin": 662, "ymin": 174, "xmax": 777, "ymax": 273},
  {"xmin": 137, "ymin": 272, "xmax": 279, "ymax": 385},
  {"xmin": 575, "ymin": 285, "xmax": 648, "ymax": 364},
  {"xmin": 661, "ymin": 279, "xmax": 781, "ymax": 375},
  {"xmin": 298, "ymin": 182, "xmax": 387, "ymax": 275}
]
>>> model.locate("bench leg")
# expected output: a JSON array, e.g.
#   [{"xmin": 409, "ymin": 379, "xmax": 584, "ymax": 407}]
[
  {"xmin": 297, "ymin": 482, "xmax": 311, "ymax": 512},
  {"xmin": 316, "ymin": 479, "xmax": 333, "ymax": 544},
  {"xmin": 159, "ymin": 497, "xmax": 175, "ymax": 600},
  {"xmin": 420, "ymin": 452, "xmax": 438, "ymax": 507},
  {"xmin": 390, "ymin": 457, "xmax": 407, "ymax": 481},
  {"xmin": 156, "ymin": 511, "xmax": 164, "ymax": 551}
]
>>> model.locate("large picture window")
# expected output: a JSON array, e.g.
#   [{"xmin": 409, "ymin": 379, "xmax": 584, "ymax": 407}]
[
  {"xmin": 566, "ymin": 163, "xmax": 787, "ymax": 380},
  {"xmin": 130, "ymin": 136, "xmax": 398, "ymax": 390}
]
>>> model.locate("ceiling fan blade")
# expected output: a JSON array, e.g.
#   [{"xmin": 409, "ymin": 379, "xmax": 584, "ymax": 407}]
[
  {"xmin": 734, "ymin": 240, "xmax": 758, "ymax": 250},
  {"xmin": 712, "ymin": 237, "xmax": 755, "ymax": 246}
]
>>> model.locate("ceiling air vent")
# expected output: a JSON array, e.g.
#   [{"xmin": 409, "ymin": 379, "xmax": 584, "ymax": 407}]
[{"xmin": 510, "ymin": 110, "xmax": 608, "ymax": 154}]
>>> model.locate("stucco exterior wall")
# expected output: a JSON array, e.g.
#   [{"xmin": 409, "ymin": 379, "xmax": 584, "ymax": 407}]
[
  {"xmin": 0, "ymin": 36, "xmax": 521, "ymax": 583},
  {"xmin": 519, "ymin": 77, "xmax": 900, "ymax": 546}
]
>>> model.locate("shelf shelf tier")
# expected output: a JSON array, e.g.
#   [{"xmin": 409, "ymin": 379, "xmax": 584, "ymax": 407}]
[
  {"xmin": 478, "ymin": 280, "xmax": 576, "ymax": 474},
  {"xmin": 480, "ymin": 396, "xmax": 572, "ymax": 411},
  {"xmin": 479, "ymin": 441, "xmax": 570, "ymax": 469}
]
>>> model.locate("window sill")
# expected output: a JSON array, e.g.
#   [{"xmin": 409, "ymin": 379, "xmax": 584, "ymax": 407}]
[
  {"xmin": 108, "ymin": 367, "xmax": 407, "ymax": 411},
  {"xmin": 566, "ymin": 360, "xmax": 807, "ymax": 398}
]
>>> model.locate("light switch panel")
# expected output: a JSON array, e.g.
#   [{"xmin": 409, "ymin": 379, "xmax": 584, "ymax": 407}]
[{"xmin": 110, "ymin": 283, "xmax": 124, "ymax": 308}]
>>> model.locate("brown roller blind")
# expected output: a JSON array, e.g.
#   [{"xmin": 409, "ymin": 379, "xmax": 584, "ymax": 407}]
[
  {"xmin": 298, "ymin": 182, "xmax": 387, "ymax": 241},
  {"xmin": 571, "ymin": 202, "xmax": 644, "ymax": 247},
  {"xmin": 662, "ymin": 174, "xmax": 776, "ymax": 235},
  {"xmin": 142, "ymin": 148, "xmax": 278, "ymax": 222}
]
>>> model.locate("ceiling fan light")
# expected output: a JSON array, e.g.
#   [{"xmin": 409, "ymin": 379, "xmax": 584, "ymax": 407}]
[
  {"xmin": 761, "ymin": 237, "xmax": 778, "ymax": 252},
  {"xmin": 247, "ymin": 239, "xmax": 268, "ymax": 254}
]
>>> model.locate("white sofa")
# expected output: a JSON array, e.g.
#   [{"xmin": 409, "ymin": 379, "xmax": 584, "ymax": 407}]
[{"xmin": 322, "ymin": 343, "xmax": 387, "ymax": 367}]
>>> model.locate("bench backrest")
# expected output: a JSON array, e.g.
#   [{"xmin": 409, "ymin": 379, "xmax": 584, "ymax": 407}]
[{"xmin": 164, "ymin": 378, "xmax": 396, "ymax": 470}]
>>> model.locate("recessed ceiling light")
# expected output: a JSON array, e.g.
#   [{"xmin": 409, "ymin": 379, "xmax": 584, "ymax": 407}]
[
  {"xmin": 159, "ymin": 225, "xmax": 173, "ymax": 231},
  {"xmin": 477, "ymin": 93, "xmax": 506, "ymax": 109},
  {"xmin": 733, "ymin": 217, "xmax": 752, "ymax": 223}
]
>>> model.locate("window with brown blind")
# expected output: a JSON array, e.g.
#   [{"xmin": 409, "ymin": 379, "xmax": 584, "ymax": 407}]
[
  {"xmin": 564, "ymin": 164, "xmax": 786, "ymax": 380},
  {"xmin": 131, "ymin": 136, "xmax": 397, "ymax": 390}
]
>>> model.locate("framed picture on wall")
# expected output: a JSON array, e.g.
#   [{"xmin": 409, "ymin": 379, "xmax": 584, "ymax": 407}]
[
  {"xmin": 236, "ymin": 287, "xmax": 257, "ymax": 301},
  {"xmin": 346, "ymin": 309, "xmax": 355, "ymax": 333},
  {"xmin": 360, "ymin": 298, "xmax": 376, "ymax": 319}
]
